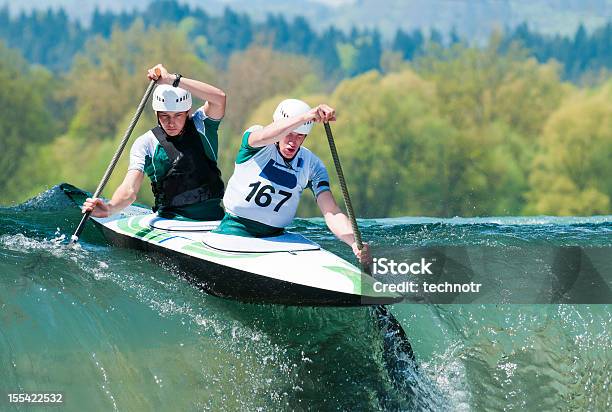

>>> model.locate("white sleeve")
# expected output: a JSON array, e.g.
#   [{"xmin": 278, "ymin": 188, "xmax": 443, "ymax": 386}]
[
  {"xmin": 192, "ymin": 106, "xmax": 207, "ymax": 125},
  {"xmin": 245, "ymin": 125, "xmax": 264, "ymax": 134},
  {"xmin": 309, "ymin": 155, "xmax": 331, "ymax": 197},
  {"xmin": 128, "ymin": 132, "xmax": 155, "ymax": 172}
]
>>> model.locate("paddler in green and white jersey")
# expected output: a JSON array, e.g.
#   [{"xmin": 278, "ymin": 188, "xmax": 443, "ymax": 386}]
[
  {"xmin": 215, "ymin": 99, "xmax": 371, "ymax": 264},
  {"xmin": 82, "ymin": 64, "xmax": 227, "ymax": 220}
]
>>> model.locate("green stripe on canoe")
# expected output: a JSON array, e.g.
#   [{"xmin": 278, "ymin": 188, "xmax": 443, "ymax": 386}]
[
  {"xmin": 114, "ymin": 215, "xmax": 265, "ymax": 259},
  {"xmin": 323, "ymin": 265, "xmax": 396, "ymax": 297},
  {"xmin": 116, "ymin": 216, "xmax": 173, "ymax": 243},
  {"xmin": 323, "ymin": 265, "xmax": 362, "ymax": 294}
]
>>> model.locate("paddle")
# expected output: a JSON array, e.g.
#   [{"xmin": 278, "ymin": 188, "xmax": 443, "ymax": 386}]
[
  {"xmin": 69, "ymin": 69, "xmax": 160, "ymax": 245},
  {"xmin": 322, "ymin": 122, "xmax": 416, "ymax": 363}
]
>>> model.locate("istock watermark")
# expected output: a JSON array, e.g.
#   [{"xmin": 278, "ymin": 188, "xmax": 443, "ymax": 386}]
[
  {"xmin": 370, "ymin": 256, "xmax": 482, "ymax": 296},
  {"xmin": 373, "ymin": 258, "xmax": 433, "ymax": 275},
  {"xmin": 362, "ymin": 246, "xmax": 612, "ymax": 305}
]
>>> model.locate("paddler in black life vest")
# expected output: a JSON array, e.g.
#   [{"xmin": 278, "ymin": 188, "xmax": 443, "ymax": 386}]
[{"xmin": 81, "ymin": 64, "xmax": 226, "ymax": 220}]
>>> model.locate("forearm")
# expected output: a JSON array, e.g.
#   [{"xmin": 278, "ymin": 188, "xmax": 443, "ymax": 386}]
[
  {"xmin": 324, "ymin": 208, "xmax": 356, "ymax": 247},
  {"xmin": 107, "ymin": 183, "xmax": 138, "ymax": 215},
  {"xmin": 248, "ymin": 114, "xmax": 311, "ymax": 148},
  {"xmin": 106, "ymin": 170, "xmax": 143, "ymax": 215},
  {"xmin": 179, "ymin": 77, "xmax": 226, "ymax": 116},
  {"xmin": 317, "ymin": 191, "xmax": 369, "ymax": 264}
]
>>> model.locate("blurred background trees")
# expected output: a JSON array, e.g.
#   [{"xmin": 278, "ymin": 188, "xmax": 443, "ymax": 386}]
[{"xmin": 0, "ymin": 1, "xmax": 610, "ymax": 217}]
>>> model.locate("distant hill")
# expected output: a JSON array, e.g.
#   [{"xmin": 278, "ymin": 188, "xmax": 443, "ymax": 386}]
[
  {"xmin": 2, "ymin": 0, "xmax": 610, "ymax": 83},
  {"xmin": 4, "ymin": 0, "xmax": 612, "ymax": 40}
]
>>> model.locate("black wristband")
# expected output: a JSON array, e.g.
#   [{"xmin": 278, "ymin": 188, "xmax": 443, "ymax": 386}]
[{"xmin": 172, "ymin": 73, "xmax": 182, "ymax": 87}]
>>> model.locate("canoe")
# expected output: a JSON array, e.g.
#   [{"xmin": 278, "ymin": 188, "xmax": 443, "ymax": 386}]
[{"xmin": 61, "ymin": 183, "xmax": 400, "ymax": 306}]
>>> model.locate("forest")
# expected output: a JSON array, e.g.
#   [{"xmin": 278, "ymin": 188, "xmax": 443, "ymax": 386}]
[{"xmin": 0, "ymin": 1, "xmax": 610, "ymax": 217}]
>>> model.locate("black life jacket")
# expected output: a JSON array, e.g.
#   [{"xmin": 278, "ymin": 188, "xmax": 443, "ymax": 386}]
[{"xmin": 150, "ymin": 118, "xmax": 224, "ymax": 212}]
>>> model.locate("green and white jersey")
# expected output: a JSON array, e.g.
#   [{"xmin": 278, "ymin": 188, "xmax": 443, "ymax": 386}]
[
  {"xmin": 128, "ymin": 107, "xmax": 220, "ymax": 180},
  {"xmin": 223, "ymin": 126, "xmax": 331, "ymax": 228}
]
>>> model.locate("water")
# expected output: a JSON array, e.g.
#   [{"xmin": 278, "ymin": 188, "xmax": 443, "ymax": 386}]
[{"xmin": 0, "ymin": 186, "xmax": 610, "ymax": 411}]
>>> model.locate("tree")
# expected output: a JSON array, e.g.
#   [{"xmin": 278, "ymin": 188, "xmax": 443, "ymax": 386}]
[
  {"xmin": 449, "ymin": 26, "xmax": 461, "ymax": 45},
  {"xmin": 411, "ymin": 38, "xmax": 567, "ymax": 215},
  {"xmin": 141, "ymin": 0, "xmax": 191, "ymax": 27},
  {"xmin": 429, "ymin": 28, "xmax": 443, "ymax": 46},
  {"xmin": 288, "ymin": 16, "xmax": 315, "ymax": 55},
  {"xmin": 354, "ymin": 30, "xmax": 382, "ymax": 74},
  {"xmin": 64, "ymin": 20, "xmax": 215, "ymax": 141},
  {"xmin": 220, "ymin": 46, "xmax": 319, "ymax": 135},
  {"xmin": 312, "ymin": 27, "xmax": 343, "ymax": 77},
  {"xmin": 526, "ymin": 81, "xmax": 612, "ymax": 215},
  {"xmin": 0, "ymin": 42, "xmax": 57, "ymax": 202},
  {"xmin": 392, "ymin": 29, "xmax": 424, "ymax": 60}
]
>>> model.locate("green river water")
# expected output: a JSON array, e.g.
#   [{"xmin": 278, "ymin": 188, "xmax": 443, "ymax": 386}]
[{"xmin": 0, "ymin": 186, "xmax": 610, "ymax": 411}]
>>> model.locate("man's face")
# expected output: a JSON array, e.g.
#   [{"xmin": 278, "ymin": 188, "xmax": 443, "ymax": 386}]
[
  {"xmin": 157, "ymin": 111, "xmax": 188, "ymax": 136},
  {"xmin": 278, "ymin": 132, "xmax": 307, "ymax": 159}
]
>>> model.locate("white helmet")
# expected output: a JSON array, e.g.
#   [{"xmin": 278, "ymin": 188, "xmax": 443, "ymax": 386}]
[
  {"xmin": 152, "ymin": 84, "xmax": 192, "ymax": 112},
  {"xmin": 273, "ymin": 98, "xmax": 313, "ymax": 135}
]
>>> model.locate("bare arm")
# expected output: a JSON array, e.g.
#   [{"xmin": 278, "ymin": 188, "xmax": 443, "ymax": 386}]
[
  {"xmin": 82, "ymin": 170, "xmax": 144, "ymax": 217},
  {"xmin": 316, "ymin": 190, "xmax": 371, "ymax": 264},
  {"xmin": 147, "ymin": 64, "xmax": 227, "ymax": 119},
  {"xmin": 247, "ymin": 104, "xmax": 336, "ymax": 148}
]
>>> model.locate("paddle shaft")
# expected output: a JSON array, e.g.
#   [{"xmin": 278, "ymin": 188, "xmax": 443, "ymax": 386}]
[
  {"xmin": 70, "ymin": 77, "xmax": 158, "ymax": 245},
  {"xmin": 323, "ymin": 122, "xmax": 416, "ymax": 362},
  {"xmin": 323, "ymin": 122, "xmax": 363, "ymax": 252}
]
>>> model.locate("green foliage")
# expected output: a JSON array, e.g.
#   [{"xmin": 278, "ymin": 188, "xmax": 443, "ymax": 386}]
[
  {"xmin": 221, "ymin": 47, "xmax": 319, "ymax": 134},
  {"xmin": 526, "ymin": 81, "xmax": 612, "ymax": 215},
  {"xmin": 0, "ymin": 42, "xmax": 58, "ymax": 202},
  {"xmin": 410, "ymin": 39, "xmax": 568, "ymax": 216},
  {"xmin": 2, "ymin": 22, "xmax": 610, "ymax": 218},
  {"xmin": 336, "ymin": 43, "xmax": 358, "ymax": 76},
  {"xmin": 64, "ymin": 19, "xmax": 215, "ymax": 141},
  {"xmin": 415, "ymin": 37, "xmax": 565, "ymax": 136},
  {"xmin": 504, "ymin": 21, "xmax": 612, "ymax": 82}
]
